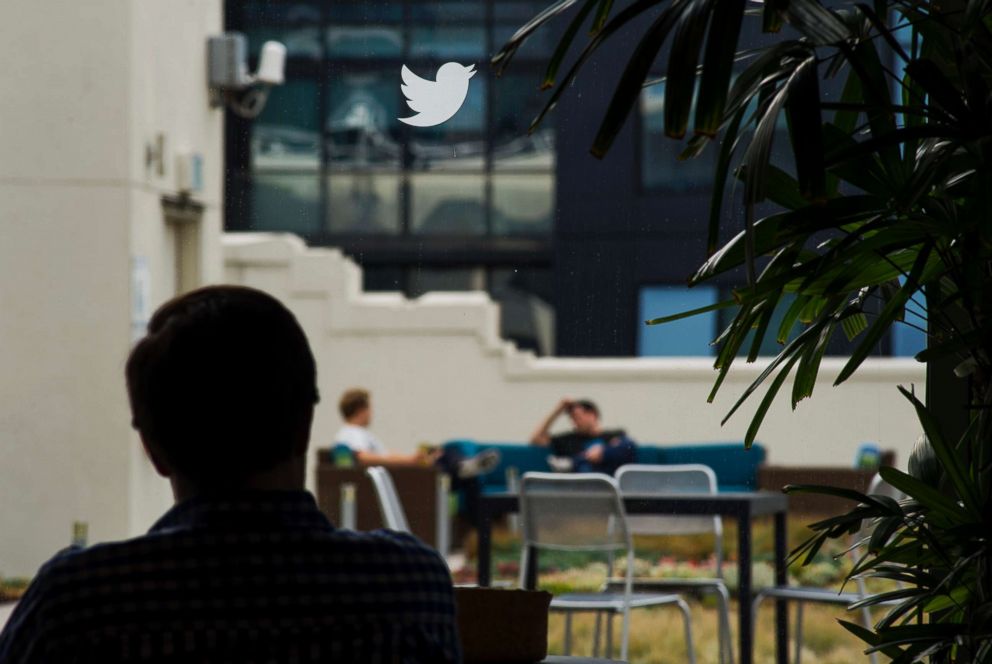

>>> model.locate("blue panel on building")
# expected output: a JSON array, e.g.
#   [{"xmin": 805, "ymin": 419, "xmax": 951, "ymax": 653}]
[{"xmin": 637, "ymin": 286, "xmax": 718, "ymax": 356}]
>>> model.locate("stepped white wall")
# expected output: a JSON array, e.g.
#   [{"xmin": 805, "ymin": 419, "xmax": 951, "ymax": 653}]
[{"xmin": 225, "ymin": 233, "xmax": 927, "ymax": 495}]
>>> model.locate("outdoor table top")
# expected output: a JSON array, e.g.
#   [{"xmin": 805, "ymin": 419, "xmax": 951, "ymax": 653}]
[{"xmin": 480, "ymin": 489, "xmax": 789, "ymax": 516}]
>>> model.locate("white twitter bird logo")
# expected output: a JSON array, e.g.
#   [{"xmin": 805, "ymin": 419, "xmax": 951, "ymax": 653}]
[{"xmin": 398, "ymin": 62, "xmax": 476, "ymax": 127}]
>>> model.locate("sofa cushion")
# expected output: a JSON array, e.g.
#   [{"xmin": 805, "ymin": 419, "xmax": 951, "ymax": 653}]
[{"xmin": 443, "ymin": 440, "xmax": 766, "ymax": 493}]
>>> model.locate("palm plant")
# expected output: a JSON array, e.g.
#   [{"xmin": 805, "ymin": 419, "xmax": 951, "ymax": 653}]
[{"xmin": 495, "ymin": 0, "xmax": 992, "ymax": 660}]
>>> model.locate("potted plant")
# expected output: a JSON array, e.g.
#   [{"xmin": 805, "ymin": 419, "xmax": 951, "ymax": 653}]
[{"xmin": 496, "ymin": 0, "xmax": 992, "ymax": 660}]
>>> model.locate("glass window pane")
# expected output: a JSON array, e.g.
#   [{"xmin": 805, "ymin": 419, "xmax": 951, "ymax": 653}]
[
  {"xmin": 408, "ymin": 268, "xmax": 485, "ymax": 297},
  {"xmin": 410, "ymin": 174, "xmax": 486, "ymax": 235},
  {"xmin": 638, "ymin": 286, "xmax": 718, "ymax": 356},
  {"xmin": 328, "ymin": 3, "xmax": 403, "ymax": 22},
  {"xmin": 491, "ymin": 174, "xmax": 553, "ymax": 235},
  {"xmin": 491, "ymin": 24, "xmax": 554, "ymax": 59},
  {"xmin": 640, "ymin": 84, "xmax": 716, "ymax": 192},
  {"xmin": 240, "ymin": 1, "xmax": 322, "ymax": 26},
  {"xmin": 409, "ymin": 27, "xmax": 487, "ymax": 59},
  {"xmin": 411, "ymin": 1, "xmax": 485, "ymax": 22},
  {"xmin": 251, "ymin": 174, "xmax": 322, "ymax": 234},
  {"xmin": 493, "ymin": 73, "xmax": 554, "ymax": 170},
  {"xmin": 245, "ymin": 26, "xmax": 321, "ymax": 60},
  {"xmin": 327, "ymin": 26, "xmax": 403, "ymax": 58},
  {"xmin": 327, "ymin": 172, "xmax": 402, "ymax": 234},
  {"xmin": 327, "ymin": 68, "xmax": 403, "ymax": 168},
  {"xmin": 253, "ymin": 80, "xmax": 321, "ymax": 170}
]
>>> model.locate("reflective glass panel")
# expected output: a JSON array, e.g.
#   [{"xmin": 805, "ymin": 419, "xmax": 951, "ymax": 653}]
[
  {"xmin": 327, "ymin": 172, "xmax": 403, "ymax": 234},
  {"xmin": 409, "ymin": 28, "xmax": 487, "ymax": 59},
  {"xmin": 327, "ymin": 68, "xmax": 403, "ymax": 168},
  {"xmin": 327, "ymin": 26, "xmax": 403, "ymax": 58},
  {"xmin": 251, "ymin": 174, "xmax": 322, "ymax": 234},
  {"xmin": 493, "ymin": 73, "xmax": 554, "ymax": 170},
  {"xmin": 253, "ymin": 80, "xmax": 321, "ymax": 170},
  {"xmin": 410, "ymin": 174, "xmax": 486, "ymax": 234},
  {"xmin": 491, "ymin": 174, "xmax": 554, "ymax": 235}
]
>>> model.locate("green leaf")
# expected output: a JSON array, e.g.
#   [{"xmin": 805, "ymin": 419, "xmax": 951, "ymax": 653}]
[
  {"xmin": 705, "ymin": 104, "xmax": 747, "ymax": 257},
  {"xmin": 841, "ymin": 312, "xmax": 868, "ymax": 341},
  {"xmin": 878, "ymin": 467, "xmax": 971, "ymax": 524},
  {"xmin": 838, "ymin": 620, "xmax": 906, "ymax": 660},
  {"xmin": 744, "ymin": 351, "xmax": 802, "ymax": 447},
  {"xmin": 896, "ymin": 387, "xmax": 982, "ymax": 517},
  {"xmin": 922, "ymin": 585, "xmax": 970, "ymax": 613},
  {"xmin": 645, "ymin": 298, "xmax": 735, "ymax": 325},
  {"xmin": 663, "ymin": 0, "xmax": 713, "ymax": 139},
  {"xmin": 693, "ymin": 0, "xmax": 745, "ymax": 136},
  {"xmin": 783, "ymin": 0, "xmax": 851, "ymax": 45},
  {"xmin": 904, "ymin": 58, "xmax": 971, "ymax": 122},
  {"xmin": 590, "ymin": 0, "xmax": 615, "ymax": 33},
  {"xmin": 528, "ymin": 0, "xmax": 666, "ymax": 135},
  {"xmin": 492, "ymin": 0, "xmax": 586, "ymax": 76},
  {"xmin": 541, "ymin": 0, "xmax": 599, "ymax": 89},
  {"xmin": 784, "ymin": 55, "xmax": 826, "ymax": 200},
  {"xmin": 591, "ymin": 1, "xmax": 686, "ymax": 157},
  {"xmin": 834, "ymin": 246, "xmax": 932, "ymax": 386}
]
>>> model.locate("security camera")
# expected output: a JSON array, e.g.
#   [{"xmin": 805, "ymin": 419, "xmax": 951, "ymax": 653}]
[
  {"xmin": 208, "ymin": 33, "xmax": 286, "ymax": 118},
  {"xmin": 256, "ymin": 42, "xmax": 286, "ymax": 86}
]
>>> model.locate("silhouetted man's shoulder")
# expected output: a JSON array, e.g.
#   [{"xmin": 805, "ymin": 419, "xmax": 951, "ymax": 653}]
[{"xmin": 0, "ymin": 491, "xmax": 461, "ymax": 663}]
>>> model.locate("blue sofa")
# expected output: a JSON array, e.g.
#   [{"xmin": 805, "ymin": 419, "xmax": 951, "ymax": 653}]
[{"xmin": 442, "ymin": 440, "xmax": 767, "ymax": 498}]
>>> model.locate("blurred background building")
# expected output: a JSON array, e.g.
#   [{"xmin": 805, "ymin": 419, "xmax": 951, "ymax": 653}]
[{"xmin": 223, "ymin": 0, "xmax": 926, "ymax": 359}]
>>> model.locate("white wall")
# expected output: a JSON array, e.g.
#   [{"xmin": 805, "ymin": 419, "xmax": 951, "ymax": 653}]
[
  {"xmin": 0, "ymin": 0, "xmax": 222, "ymax": 577},
  {"xmin": 225, "ymin": 234, "xmax": 928, "ymax": 496}
]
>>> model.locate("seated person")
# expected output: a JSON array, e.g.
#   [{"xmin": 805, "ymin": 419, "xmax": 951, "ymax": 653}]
[
  {"xmin": 530, "ymin": 397, "xmax": 637, "ymax": 475},
  {"xmin": 334, "ymin": 388, "xmax": 497, "ymax": 526},
  {"xmin": 0, "ymin": 286, "xmax": 460, "ymax": 663},
  {"xmin": 334, "ymin": 387, "xmax": 499, "ymax": 480}
]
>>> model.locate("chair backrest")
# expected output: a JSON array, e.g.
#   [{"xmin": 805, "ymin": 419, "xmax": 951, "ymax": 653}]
[
  {"xmin": 616, "ymin": 464, "xmax": 722, "ymax": 537},
  {"xmin": 366, "ymin": 466, "xmax": 411, "ymax": 533},
  {"xmin": 519, "ymin": 472, "xmax": 629, "ymax": 552}
]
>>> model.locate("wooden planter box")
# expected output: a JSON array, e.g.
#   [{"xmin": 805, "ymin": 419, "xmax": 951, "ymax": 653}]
[
  {"xmin": 758, "ymin": 455, "xmax": 894, "ymax": 516},
  {"xmin": 315, "ymin": 452, "xmax": 443, "ymax": 546}
]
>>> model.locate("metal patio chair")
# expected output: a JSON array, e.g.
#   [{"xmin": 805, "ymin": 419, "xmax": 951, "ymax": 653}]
[
  {"xmin": 519, "ymin": 472, "xmax": 696, "ymax": 663},
  {"xmin": 614, "ymin": 463, "xmax": 735, "ymax": 664},
  {"xmin": 752, "ymin": 473, "xmax": 905, "ymax": 664},
  {"xmin": 366, "ymin": 466, "xmax": 412, "ymax": 533}
]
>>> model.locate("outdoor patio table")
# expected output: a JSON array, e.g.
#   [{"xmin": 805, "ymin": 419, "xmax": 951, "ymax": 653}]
[{"xmin": 474, "ymin": 490, "xmax": 789, "ymax": 664}]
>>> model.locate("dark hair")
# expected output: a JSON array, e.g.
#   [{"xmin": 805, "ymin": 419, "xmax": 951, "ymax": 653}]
[
  {"xmin": 571, "ymin": 399, "xmax": 600, "ymax": 418},
  {"xmin": 339, "ymin": 388, "xmax": 370, "ymax": 420},
  {"xmin": 125, "ymin": 286, "xmax": 320, "ymax": 480}
]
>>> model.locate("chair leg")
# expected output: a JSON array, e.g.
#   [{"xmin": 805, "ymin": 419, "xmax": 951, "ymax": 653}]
[
  {"xmin": 606, "ymin": 610, "xmax": 614, "ymax": 659},
  {"xmin": 592, "ymin": 611, "xmax": 603, "ymax": 657},
  {"xmin": 751, "ymin": 593, "xmax": 765, "ymax": 646},
  {"xmin": 620, "ymin": 606, "xmax": 633, "ymax": 663},
  {"xmin": 677, "ymin": 598, "xmax": 696, "ymax": 664},
  {"xmin": 563, "ymin": 612, "xmax": 572, "ymax": 656},
  {"xmin": 794, "ymin": 602, "xmax": 804, "ymax": 664},
  {"xmin": 714, "ymin": 585, "xmax": 735, "ymax": 664},
  {"xmin": 861, "ymin": 605, "xmax": 878, "ymax": 664}
]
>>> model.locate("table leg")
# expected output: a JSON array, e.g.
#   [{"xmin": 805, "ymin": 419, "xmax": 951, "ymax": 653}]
[
  {"xmin": 525, "ymin": 547, "xmax": 538, "ymax": 590},
  {"xmin": 774, "ymin": 510, "xmax": 789, "ymax": 664},
  {"xmin": 738, "ymin": 512, "xmax": 753, "ymax": 664},
  {"xmin": 477, "ymin": 510, "xmax": 492, "ymax": 587}
]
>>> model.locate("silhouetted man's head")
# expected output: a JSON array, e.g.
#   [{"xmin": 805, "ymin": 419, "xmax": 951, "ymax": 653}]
[{"xmin": 126, "ymin": 286, "xmax": 319, "ymax": 491}]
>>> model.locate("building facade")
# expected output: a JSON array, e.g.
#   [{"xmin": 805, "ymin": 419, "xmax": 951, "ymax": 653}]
[{"xmin": 225, "ymin": 0, "xmax": 925, "ymax": 360}]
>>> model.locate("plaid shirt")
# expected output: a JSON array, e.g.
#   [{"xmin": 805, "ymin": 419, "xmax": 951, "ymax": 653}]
[{"xmin": 0, "ymin": 490, "xmax": 461, "ymax": 663}]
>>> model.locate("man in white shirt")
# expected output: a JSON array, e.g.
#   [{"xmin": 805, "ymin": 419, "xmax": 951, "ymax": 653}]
[{"xmin": 333, "ymin": 388, "xmax": 498, "ymax": 475}]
